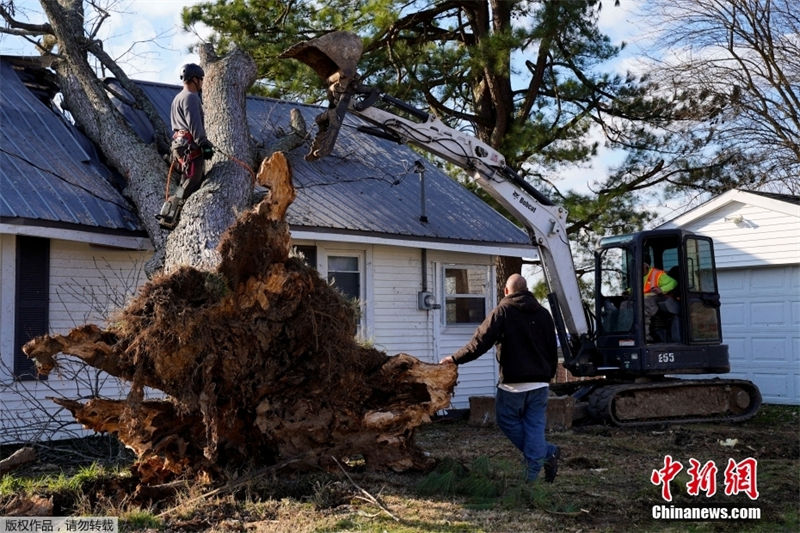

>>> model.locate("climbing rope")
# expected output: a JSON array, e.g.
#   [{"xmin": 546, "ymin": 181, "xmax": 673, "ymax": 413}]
[
  {"xmin": 212, "ymin": 145, "xmax": 257, "ymax": 190},
  {"xmin": 164, "ymin": 145, "xmax": 257, "ymax": 201}
]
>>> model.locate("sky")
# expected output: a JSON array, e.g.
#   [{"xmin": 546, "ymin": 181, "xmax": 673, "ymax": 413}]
[
  {"xmin": 1, "ymin": 0, "xmax": 680, "ymax": 220},
  {"xmin": 1, "ymin": 0, "xmax": 211, "ymax": 83}
]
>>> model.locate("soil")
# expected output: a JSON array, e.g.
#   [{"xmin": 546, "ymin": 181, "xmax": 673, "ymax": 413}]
[{"xmin": 2, "ymin": 405, "xmax": 797, "ymax": 532}]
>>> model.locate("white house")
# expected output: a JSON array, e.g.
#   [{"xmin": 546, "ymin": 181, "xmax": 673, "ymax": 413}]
[
  {"xmin": 659, "ymin": 190, "xmax": 800, "ymax": 405},
  {"xmin": 1, "ymin": 57, "xmax": 530, "ymax": 443}
]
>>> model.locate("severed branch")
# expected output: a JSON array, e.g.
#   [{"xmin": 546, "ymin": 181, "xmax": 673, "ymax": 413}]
[{"xmin": 333, "ymin": 456, "xmax": 399, "ymax": 522}]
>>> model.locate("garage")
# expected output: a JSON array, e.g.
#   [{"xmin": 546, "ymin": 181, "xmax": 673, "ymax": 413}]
[
  {"xmin": 659, "ymin": 190, "xmax": 800, "ymax": 405},
  {"xmin": 718, "ymin": 266, "xmax": 799, "ymax": 404}
]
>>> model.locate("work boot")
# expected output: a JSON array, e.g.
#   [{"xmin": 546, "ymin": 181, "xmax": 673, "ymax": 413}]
[{"xmin": 544, "ymin": 446, "xmax": 561, "ymax": 483}]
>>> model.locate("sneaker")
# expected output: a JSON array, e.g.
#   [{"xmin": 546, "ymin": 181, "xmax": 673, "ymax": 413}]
[{"xmin": 544, "ymin": 446, "xmax": 561, "ymax": 483}]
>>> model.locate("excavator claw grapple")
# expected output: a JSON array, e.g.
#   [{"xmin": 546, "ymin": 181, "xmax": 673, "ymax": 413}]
[{"xmin": 280, "ymin": 32, "xmax": 365, "ymax": 161}]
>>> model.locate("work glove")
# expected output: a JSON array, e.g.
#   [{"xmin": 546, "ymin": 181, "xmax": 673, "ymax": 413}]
[{"xmin": 199, "ymin": 139, "xmax": 214, "ymax": 160}]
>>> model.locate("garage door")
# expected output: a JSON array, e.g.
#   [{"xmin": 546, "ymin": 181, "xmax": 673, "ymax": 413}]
[{"xmin": 717, "ymin": 266, "xmax": 800, "ymax": 405}]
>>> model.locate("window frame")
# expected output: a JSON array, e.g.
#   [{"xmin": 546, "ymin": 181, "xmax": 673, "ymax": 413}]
[
  {"xmin": 441, "ymin": 263, "xmax": 490, "ymax": 328},
  {"xmin": 324, "ymin": 250, "xmax": 366, "ymax": 335}
]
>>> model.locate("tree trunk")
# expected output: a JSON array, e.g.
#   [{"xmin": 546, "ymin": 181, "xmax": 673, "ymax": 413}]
[
  {"xmin": 39, "ymin": 1, "xmax": 257, "ymax": 276},
  {"xmin": 162, "ymin": 45, "xmax": 257, "ymax": 273},
  {"xmin": 495, "ymin": 255, "xmax": 523, "ymax": 302},
  {"xmin": 20, "ymin": 2, "xmax": 458, "ymax": 490},
  {"xmin": 24, "ymin": 155, "xmax": 457, "ymax": 487}
]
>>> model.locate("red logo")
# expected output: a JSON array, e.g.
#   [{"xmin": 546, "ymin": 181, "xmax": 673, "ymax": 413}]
[{"xmin": 651, "ymin": 456, "xmax": 758, "ymax": 502}]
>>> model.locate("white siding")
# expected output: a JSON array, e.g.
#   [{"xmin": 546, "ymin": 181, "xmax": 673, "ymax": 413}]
[
  {"xmin": 3, "ymin": 234, "xmax": 506, "ymax": 442},
  {"xmin": 371, "ymin": 245, "xmax": 436, "ymax": 359},
  {"xmin": 661, "ymin": 192, "xmax": 800, "ymax": 268},
  {"xmin": 0, "ymin": 237, "xmax": 150, "ymax": 443},
  {"xmin": 49, "ymin": 241, "xmax": 149, "ymax": 330},
  {"xmin": 320, "ymin": 242, "xmax": 501, "ymax": 409},
  {"xmin": 687, "ymin": 203, "xmax": 799, "ymax": 268}
]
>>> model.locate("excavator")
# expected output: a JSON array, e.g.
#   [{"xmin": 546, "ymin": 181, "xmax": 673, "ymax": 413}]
[{"xmin": 281, "ymin": 32, "xmax": 762, "ymax": 426}]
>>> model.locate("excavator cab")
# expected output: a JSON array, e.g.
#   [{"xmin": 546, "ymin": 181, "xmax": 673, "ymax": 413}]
[{"xmin": 593, "ymin": 229, "xmax": 730, "ymax": 377}]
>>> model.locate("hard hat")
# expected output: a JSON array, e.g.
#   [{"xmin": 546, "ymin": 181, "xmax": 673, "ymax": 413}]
[{"xmin": 180, "ymin": 63, "xmax": 205, "ymax": 82}]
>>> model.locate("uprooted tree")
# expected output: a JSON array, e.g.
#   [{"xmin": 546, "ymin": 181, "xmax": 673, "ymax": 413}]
[
  {"xmin": 24, "ymin": 154, "xmax": 457, "ymax": 485},
  {"xmin": 4, "ymin": 1, "xmax": 457, "ymax": 485}
]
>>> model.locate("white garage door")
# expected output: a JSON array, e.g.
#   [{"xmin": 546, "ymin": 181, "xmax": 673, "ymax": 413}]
[{"xmin": 717, "ymin": 266, "xmax": 800, "ymax": 405}]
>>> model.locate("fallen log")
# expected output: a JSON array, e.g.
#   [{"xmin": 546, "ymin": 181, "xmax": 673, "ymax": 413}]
[
  {"xmin": 0, "ymin": 446, "xmax": 37, "ymax": 476},
  {"xmin": 24, "ymin": 152, "xmax": 457, "ymax": 486}
]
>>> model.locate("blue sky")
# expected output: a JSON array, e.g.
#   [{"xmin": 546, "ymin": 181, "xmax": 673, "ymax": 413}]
[{"xmin": 1, "ymin": 0, "xmax": 210, "ymax": 83}]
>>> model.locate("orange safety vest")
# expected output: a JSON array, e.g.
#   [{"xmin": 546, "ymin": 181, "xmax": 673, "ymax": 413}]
[{"xmin": 644, "ymin": 267, "xmax": 666, "ymax": 293}]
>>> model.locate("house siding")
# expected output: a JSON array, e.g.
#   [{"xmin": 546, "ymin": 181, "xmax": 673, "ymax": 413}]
[
  {"xmin": 313, "ymin": 242, "xmax": 501, "ymax": 409},
  {"xmin": 0, "ymin": 236, "xmax": 150, "ymax": 443},
  {"xmin": 371, "ymin": 246, "xmax": 435, "ymax": 359},
  {"xmin": 49, "ymin": 241, "xmax": 149, "ymax": 330},
  {"xmin": 663, "ymin": 194, "xmax": 800, "ymax": 268},
  {"xmin": 2, "ymin": 235, "xmax": 506, "ymax": 443}
]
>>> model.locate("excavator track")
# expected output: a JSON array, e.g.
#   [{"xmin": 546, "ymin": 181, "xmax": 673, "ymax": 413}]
[{"xmin": 587, "ymin": 378, "xmax": 762, "ymax": 427}]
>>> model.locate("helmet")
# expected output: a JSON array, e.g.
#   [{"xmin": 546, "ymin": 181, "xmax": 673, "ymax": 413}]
[{"xmin": 180, "ymin": 63, "xmax": 204, "ymax": 82}]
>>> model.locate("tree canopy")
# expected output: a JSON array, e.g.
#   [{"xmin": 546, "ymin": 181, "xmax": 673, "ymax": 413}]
[
  {"xmin": 183, "ymin": 0, "xmax": 673, "ymax": 252},
  {"xmin": 639, "ymin": 0, "xmax": 799, "ymax": 195},
  {"xmin": 184, "ymin": 0, "xmax": 798, "ymax": 248},
  {"xmin": 3, "ymin": 0, "xmax": 796, "ymax": 273}
]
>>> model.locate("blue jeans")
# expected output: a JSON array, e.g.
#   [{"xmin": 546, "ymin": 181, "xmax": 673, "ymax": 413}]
[{"xmin": 495, "ymin": 386, "xmax": 557, "ymax": 481}]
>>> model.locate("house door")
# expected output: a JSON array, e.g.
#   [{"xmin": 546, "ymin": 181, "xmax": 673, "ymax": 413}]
[{"xmin": 434, "ymin": 262, "xmax": 499, "ymax": 408}]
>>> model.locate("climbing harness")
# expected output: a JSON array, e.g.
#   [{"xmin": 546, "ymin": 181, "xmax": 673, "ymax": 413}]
[{"xmin": 156, "ymin": 139, "xmax": 257, "ymax": 230}]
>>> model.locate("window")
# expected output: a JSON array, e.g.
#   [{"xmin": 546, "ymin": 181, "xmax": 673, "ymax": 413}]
[
  {"xmin": 444, "ymin": 266, "xmax": 488, "ymax": 325},
  {"xmin": 14, "ymin": 236, "xmax": 49, "ymax": 381},
  {"xmin": 685, "ymin": 238, "xmax": 717, "ymax": 293},
  {"xmin": 327, "ymin": 255, "xmax": 360, "ymax": 302},
  {"xmin": 684, "ymin": 237, "xmax": 721, "ymax": 343},
  {"xmin": 597, "ymin": 246, "xmax": 635, "ymax": 333},
  {"xmin": 293, "ymin": 245, "xmax": 317, "ymax": 269}
]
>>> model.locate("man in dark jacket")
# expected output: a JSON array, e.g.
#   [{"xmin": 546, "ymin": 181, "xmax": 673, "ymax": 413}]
[{"xmin": 440, "ymin": 274, "xmax": 560, "ymax": 482}]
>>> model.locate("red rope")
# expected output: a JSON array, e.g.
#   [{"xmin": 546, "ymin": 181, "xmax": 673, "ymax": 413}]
[{"xmin": 164, "ymin": 149, "xmax": 257, "ymax": 200}]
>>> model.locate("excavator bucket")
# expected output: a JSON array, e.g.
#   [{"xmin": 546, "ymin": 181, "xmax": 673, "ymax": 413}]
[
  {"xmin": 279, "ymin": 31, "xmax": 363, "ymax": 81},
  {"xmin": 280, "ymin": 31, "xmax": 365, "ymax": 160}
]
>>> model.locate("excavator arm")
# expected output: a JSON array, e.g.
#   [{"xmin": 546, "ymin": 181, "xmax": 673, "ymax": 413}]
[
  {"xmin": 280, "ymin": 32, "xmax": 764, "ymax": 425},
  {"xmin": 349, "ymin": 91, "xmax": 590, "ymax": 348},
  {"xmin": 281, "ymin": 33, "xmax": 591, "ymax": 363}
]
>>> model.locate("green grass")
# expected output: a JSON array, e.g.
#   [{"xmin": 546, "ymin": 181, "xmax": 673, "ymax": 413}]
[
  {"xmin": 0, "ymin": 462, "xmax": 120, "ymax": 498},
  {"xmin": 414, "ymin": 454, "xmax": 570, "ymax": 513},
  {"xmin": 119, "ymin": 510, "xmax": 162, "ymax": 532},
  {"xmin": 748, "ymin": 404, "xmax": 799, "ymax": 426}
]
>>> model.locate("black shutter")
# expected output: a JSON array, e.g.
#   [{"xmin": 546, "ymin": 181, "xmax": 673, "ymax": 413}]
[{"xmin": 14, "ymin": 236, "xmax": 50, "ymax": 381}]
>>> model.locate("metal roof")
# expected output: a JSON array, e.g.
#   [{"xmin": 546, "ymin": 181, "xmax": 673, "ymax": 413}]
[
  {"xmin": 139, "ymin": 81, "xmax": 530, "ymax": 248},
  {"xmin": 0, "ymin": 59, "xmax": 142, "ymax": 234},
  {"xmin": 749, "ymin": 191, "xmax": 800, "ymax": 205},
  {"xmin": 1, "ymin": 56, "xmax": 528, "ymax": 248}
]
